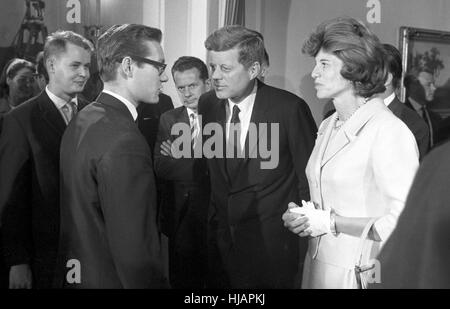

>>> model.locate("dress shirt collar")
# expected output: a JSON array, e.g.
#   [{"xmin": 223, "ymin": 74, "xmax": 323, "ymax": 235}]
[
  {"xmin": 102, "ymin": 89, "xmax": 138, "ymax": 121},
  {"xmin": 46, "ymin": 86, "xmax": 78, "ymax": 109},
  {"xmin": 186, "ymin": 107, "xmax": 197, "ymax": 119},
  {"xmin": 226, "ymin": 81, "xmax": 257, "ymax": 121},
  {"xmin": 383, "ymin": 92, "xmax": 396, "ymax": 107}
]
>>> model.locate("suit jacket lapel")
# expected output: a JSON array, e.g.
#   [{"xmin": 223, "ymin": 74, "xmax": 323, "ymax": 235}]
[
  {"xmin": 313, "ymin": 115, "xmax": 334, "ymax": 182},
  {"xmin": 213, "ymin": 98, "xmax": 230, "ymax": 185},
  {"xmin": 320, "ymin": 98, "xmax": 383, "ymax": 167},
  {"xmin": 245, "ymin": 80, "xmax": 269, "ymax": 159},
  {"xmin": 38, "ymin": 91, "xmax": 66, "ymax": 137}
]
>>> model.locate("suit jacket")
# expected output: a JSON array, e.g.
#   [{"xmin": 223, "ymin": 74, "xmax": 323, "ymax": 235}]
[
  {"xmin": 137, "ymin": 93, "xmax": 174, "ymax": 236},
  {"xmin": 0, "ymin": 98, "xmax": 11, "ymax": 136},
  {"xmin": 388, "ymin": 97, "xmax": 430, "ymax": 160},
  {"xmin": 198, "ymin": 81, "xmax": 317, "ymax": 288},
  {"xmin": 303, "ymin": 99, "xmax": 419, "ymax": 288},
  {"xmin": 137, "ymin": 93, "xmax": 174, "ymax": 158},
  {"xmin": 154, "ymin": 106, "xmax": 210, "ymax": 288},
  {"xmin": 154, "ymin": 106, "xmax": 210, "ymax": 235},
  {"xmin": 404, "ymin": 98, "xmax": 441, "ymax": 148},
  {"xmin": 375, "ymin": 140, "xmax": 450, "ymax": 288},
  {"xmin": 0, "ymin": 90, "xmax": 88, "ymax": 288},
  {"xmin": 56, "ymin": 92, "xmax": 167, "ymax": 288}
]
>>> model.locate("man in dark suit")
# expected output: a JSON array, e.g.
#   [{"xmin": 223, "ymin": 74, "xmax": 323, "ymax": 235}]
[
  {"xmin": 154, "ymin": 56, "xmax": 211, "ymax": 288},
  {"xmin": 199, "ymin": 26, "xmax": 317, "ymax": 288},
  {"xmin": 404, "ymin": 68, "xmax": 441, "ymax": 148},
  {"xmin": 0, "ymin": 31, "xmax": 93, "ymax": 289},
  {"xmin": 56, "ymin": 24, "xmax": 168, "ymax": 288},
  {"xmin": 380, "ymin": 44, "xmax": 430, "ymax": 160},
  {"xmin": 374, "ymin": 140, "xmax": 450, "ymax": 288}
]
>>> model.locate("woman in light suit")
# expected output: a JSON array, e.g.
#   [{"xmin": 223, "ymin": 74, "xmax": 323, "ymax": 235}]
[{"xmin": 282, "ymin": 17, "xmax": 419, "ymax": 289}]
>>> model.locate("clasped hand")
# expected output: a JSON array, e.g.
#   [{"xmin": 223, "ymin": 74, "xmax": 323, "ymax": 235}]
[{"xmin": 282, "ymin": 200, "xmax": 331, "ymax": 237}]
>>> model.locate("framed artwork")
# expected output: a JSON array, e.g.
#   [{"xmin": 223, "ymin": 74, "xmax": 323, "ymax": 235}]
[{"xmin": 399, "ymin": 26, "xmax": 450, "ymax": 118}]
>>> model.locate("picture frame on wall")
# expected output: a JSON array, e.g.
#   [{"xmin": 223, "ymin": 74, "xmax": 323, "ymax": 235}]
[{"xmin": 399, "ymin": 26, "xmax": 450, "ymax": 119}]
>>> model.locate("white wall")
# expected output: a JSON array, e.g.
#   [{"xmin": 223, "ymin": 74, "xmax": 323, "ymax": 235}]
[{"xmin": 246, "ymin": 0, "xmax": 450, "ymax": 125}]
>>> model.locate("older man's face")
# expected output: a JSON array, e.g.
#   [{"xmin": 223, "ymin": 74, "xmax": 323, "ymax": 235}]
[{"xmin": 208, "ymin": 48, "xmax": 256, "ymax": 104}]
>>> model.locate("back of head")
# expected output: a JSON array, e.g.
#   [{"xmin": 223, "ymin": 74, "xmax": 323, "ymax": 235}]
[
  {"xmin": 382, "ymin": 43, "xmax": 402, "ymax": 89},
  {"xmin": 171, "ymin": 56, "xmax": 208, "ymax": 81},
  {"xmin": 302, "ymin": 16, "xmax": 388, "ymax": 98},
  {"xmin": 204, "ymin": 25, "xmax": 265, "ymax": 68},
  {"xmin": 44, "ymin": 30, "xmax": 94, "ymax": 71},
  {"xmin": 97, "ymin": 24, "xmax": 162, "ymax": 83},
  {"xmin": 0, "ymin": 58, "xmax": 35, "ymax": 98}
]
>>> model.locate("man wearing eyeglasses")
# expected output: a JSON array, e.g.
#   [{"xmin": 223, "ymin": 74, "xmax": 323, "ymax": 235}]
[
  {"xmin": 56, "ymin": 24, "xmax": 169, "ymax": 288},
  {"xmin": 154, "ymin": 56, "xmax": 211, "ymax": 288}
]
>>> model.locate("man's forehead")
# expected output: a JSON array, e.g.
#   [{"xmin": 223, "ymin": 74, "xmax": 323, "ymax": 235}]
[{"xmin": 208, "ymin": 48, "xmax": 239, "ymax": 62}]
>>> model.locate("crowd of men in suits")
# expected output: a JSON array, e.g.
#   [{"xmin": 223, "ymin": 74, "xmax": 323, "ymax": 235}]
[{"xmin": 0, "ymin": 22, "xmax": 449, "ymax": 289}]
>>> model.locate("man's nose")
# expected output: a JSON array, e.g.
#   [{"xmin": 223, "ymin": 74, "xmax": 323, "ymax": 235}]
[
  {"xmin": 182, "ymin": 87, "xmax": 192, "ymax": 97},
  {"xmin": 211, "ymin": 68, "xmax": 222, "ymax": 80},
  {"xmin": 160, "ymin": 71, "xmax": 169, "ymax": 83},
  {"xmin": 311, "ymin": 65, "xmax": 319, "ymax": 79}
]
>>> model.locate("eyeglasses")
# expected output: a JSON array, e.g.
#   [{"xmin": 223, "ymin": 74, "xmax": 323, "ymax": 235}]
[{"xmin": 128, "ymin": 55, "xmax": 166, "ymax": 75}]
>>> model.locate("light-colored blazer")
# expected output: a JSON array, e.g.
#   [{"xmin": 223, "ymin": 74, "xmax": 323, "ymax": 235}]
[{"xmin": 305, "ymin": 98, "xmax": 419, "ymax": 269}]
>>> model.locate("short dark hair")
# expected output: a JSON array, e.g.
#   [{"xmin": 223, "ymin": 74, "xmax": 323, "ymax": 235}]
[
  {"xmin": 204, "ymin": 25, "xmax": 265, "ymax": 68},
  {"xmin": 382, "ymin": 43, "xmax": 402, "ymax": 89},
  {"xmin": 302, "ymin": 16, "xmax": 387, "ymax": 98},
  {"xmin": 171, "ymin": 56, "xmax": 208, "ymax": 81},
  {"xmin": 44, "ymin": 30, "xmax": 94, "ymax": 66},
  {"xmin": 0, "ymin": 58, "xmax": 35, "ymax": 97},
  {"xmin": 97, "ymin": 24, "xmax": 162, "ymax": 82}
]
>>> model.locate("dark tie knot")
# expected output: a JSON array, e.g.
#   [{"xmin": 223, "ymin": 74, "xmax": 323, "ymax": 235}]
[{"xmin": 231, "ymin": 105, "xmax": 241, "ymax": 124}]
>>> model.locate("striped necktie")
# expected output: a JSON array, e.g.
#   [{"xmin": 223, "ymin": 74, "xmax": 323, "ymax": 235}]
[
  {"xmin": 190, "ymin": 113, "xmax": 199, "ymax": 149},
  {"xmin": 61, "ymin": 98, "xmax": 77, "ymax": 125}
]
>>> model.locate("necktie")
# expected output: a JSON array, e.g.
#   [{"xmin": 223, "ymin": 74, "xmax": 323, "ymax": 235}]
[
  {"xmin": 61, "ymin": 99, "xmax": 77, "ymax": 125},
  {"xmin": 190, "ymin": 113, "xmax": 199, "ymax": 149},
  {"xmin": 226, "ymin": 105, "xmax": 241, "ymax": 179},
  {"xmin": 421, "ymin": 105, "xmax": 434, "ymax": 147}
]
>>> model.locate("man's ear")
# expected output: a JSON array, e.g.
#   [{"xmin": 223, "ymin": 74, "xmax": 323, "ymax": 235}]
[
  {"xmin": 204, "ymin": 78, "xmax": 212, "ymax": 92},
  {"xmin": 248, "ymin": 61, "xmax": 261, "ymax": 80},
  {"xmin": 46, "ymin": 57, "xmax": 56, "ymax": 75},
  {"xmin": 120, "ymin": 56, "xmax": 134, "ymax": 78}
]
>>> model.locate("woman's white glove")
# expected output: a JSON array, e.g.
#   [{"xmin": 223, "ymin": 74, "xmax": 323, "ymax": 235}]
[{"xmin": 289, "ymin": 200, "xmax": 331, "ymax": 237}]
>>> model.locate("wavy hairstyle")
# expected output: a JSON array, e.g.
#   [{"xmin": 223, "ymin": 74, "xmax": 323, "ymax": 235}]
[{"xmin": 302, "ymin": 16, "xmax": 388, "ymax": 98}]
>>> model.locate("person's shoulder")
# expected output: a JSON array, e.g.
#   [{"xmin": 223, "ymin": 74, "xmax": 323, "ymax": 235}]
[
  {"xmin": 159, "ymin": 92, "xmax": 174, "ymax": 109},
  {"xmin": 6, "ymin": 93, "xmax": 42, "ymax": 119},
  {"xmin": 198, "ymin": 90, "xmax": 221, "ymax": 114},
  {"xmin": 394, "ymin": 101, "xmax": 428, "ymax": 132},
  {"xmin": 259, "ymin": 83, "xmax": 310, "ymax": 113},
  {"xmin": 160, "ymin": 105, "xmax": 185, "ymax": 121}
]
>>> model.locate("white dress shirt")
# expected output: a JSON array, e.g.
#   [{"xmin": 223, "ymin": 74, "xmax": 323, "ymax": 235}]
[
  {"xmin": 226, "ymin": 82, "xmax": 257, "ymax": 151},
  {"xmin": 45, "ymin": 86, "xmax": 78, "ymax": 125},
  {"xmin": 383, "ymin": 92, "xmax": 396, "ymax": 107}
]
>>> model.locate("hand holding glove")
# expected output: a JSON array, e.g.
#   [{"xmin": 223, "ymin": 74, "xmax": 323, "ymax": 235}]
[{"xmin": 289, "ymin": 200, "xmax": 331, "ymax": 237}]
